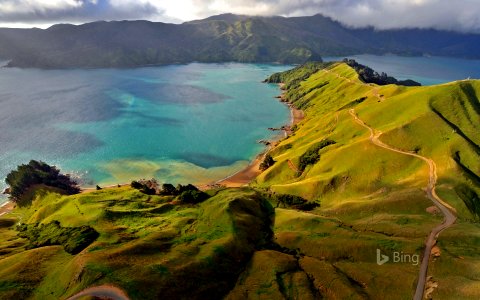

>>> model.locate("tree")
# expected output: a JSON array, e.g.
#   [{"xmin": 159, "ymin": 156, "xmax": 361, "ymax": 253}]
[
  {"xmin": 5, "ymin": 160, "xmax": 79, "ymax": 206},
  {"xmin": 160, "ymin": 183, "xmax": 177, "ymax": 195},
  {"xmin": 130, "ymin": 179, "xmax": 158, "ymax": 195},
  {"xmin": 178, "ymin": 190, "xmax": 210, "ymax": 204},
  {"xmin": 259, "ymin": 154, "xmax": 276, "ymax": 171},
  {"xmin": 298, "ymin": 139, "xmax": 335, "ymax": 172},
  {"xmin": 176, "ymin": 184, "xmax": 199, "ymax": 194}
]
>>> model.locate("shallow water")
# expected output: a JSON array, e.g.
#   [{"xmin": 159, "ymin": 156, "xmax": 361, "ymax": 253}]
[
  {"xmin": 0, "ymin": 63, "xmax": 291, "ymax": 202},
  {"xmin": 2, "ymin": 55, "xmax": 480, "ymax": 204}
]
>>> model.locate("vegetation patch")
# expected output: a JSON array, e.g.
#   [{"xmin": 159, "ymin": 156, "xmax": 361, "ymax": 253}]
[
  {"xmin": 265, "ymin": 61, "xmax": 330, "ymax": 89},
  {"xmin": 5, "ymin": 160, "xmax": 79, "ymax": 206},
  {"xmin": 260, "ymin": 154, "xmax": 276, "ymax": 171},
  {"xmin": 270, "ymin": 193, "xmax": 320, "ymax": 211},
  {"xmin": 337, "ymin": 96, "xmax": 368, "ymax": 111},
  {"xmin": 17, "ymin": 221, "xmax": 99, "ymax": 254},
  {"xmin": 298, "ymin": 139, "xmax": 336, "ymax": 172},
  {"xmin": 343, "ymin": 59, "xmax": 421, "ymax": 86},
  {"xmin": 455, "ymin": 184, "xmax": 480, "ymax": 220}
]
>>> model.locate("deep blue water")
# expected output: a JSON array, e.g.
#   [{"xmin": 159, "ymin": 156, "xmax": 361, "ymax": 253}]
[
  {"xmin": 324, "ymin": 55, "xmax": 480, "ymax": 85},
  {"xmin": 0, "ymin": 63, "xmax": 291, "ymax": 202}
]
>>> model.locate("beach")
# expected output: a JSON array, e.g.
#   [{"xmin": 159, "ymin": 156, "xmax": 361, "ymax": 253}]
[
  {"xmin": 0, "ymin": 201, "xmax": 14, "ymax": 217},
  {"xmin": 215, "ymin": 94, "xmax": 304, "ymax": 188}
]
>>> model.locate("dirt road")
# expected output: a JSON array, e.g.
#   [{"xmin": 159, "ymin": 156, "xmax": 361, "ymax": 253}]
[{"xmin": 349, "ymin": 109, "xmax": 457, "ymax": 300}]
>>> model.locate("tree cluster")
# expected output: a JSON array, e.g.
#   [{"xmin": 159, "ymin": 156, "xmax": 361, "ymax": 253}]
[
  {"xmin": 130, "ymin": 179, "xmax": 159, "ymax": 195},
  {"xmin": 17, "ymin": 220, "xmax": 99, "ymax": 254},
  {"xmin": 259, "ymin": 154, "xmax": 276, "ymax": 171},
  {"xmin": 130, "ymin": 181, "xmax": 211, "ymax": 204},
  {"xmin": 343, "ymin": 59, "xmax": 421, "ymax": 86},
  {"xmin": 5, "ymin": 160, "xmax": 80, "ymax": 206},
  {"xmin": 298, "ymin": 139, "xmax": 336, "ymax": 172},
  {"xmin": 271, "ymin": 193, "xmax": 320, "ymax": 211},
  {"xmin": 455, "ymin": 184, "xmax": 480, "ymax": 221}
]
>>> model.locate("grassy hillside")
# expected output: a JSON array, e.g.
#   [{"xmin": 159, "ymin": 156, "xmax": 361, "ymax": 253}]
[
  {"xmin": 255, "ymin": 62, "xmax": 480, "ymax": 299},
  {"xmin": 0, "ymin": 186, "xmax": 274, "ymax": 299},
  {"xmin": 0, "ymin": 62, "xmax": 479, "ymax": 299}
]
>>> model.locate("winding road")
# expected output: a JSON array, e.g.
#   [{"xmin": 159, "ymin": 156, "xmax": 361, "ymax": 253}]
[{"xmin": 348, "ymin": 109, "xmax": 457, "ymax": 300}]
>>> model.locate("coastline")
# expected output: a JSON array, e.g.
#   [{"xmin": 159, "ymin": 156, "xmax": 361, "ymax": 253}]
[
  {"xmin": 0, "ymin": 201, "xmax": 14, "ymax": 217},
  {"xmin": 86, "ymin": 83, "xmax": 303, "ymax": 191},
  {"xmin": 213, "ymin": 85, "xmax": 303, "ymax": 188},
  {"xmin": 0, "ymin": 85, "xmax": 301, "ymax": 210}
]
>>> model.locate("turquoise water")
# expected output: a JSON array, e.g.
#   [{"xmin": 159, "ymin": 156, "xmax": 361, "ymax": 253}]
[
  {"xmin": 2, "ymin": 56, "xmax": 480, "ymax": 204},
  {"xmin": 324, "ymin": 55, "xmax": 480, "ymax": 86},
  {"xmin": 0, "ymin": 63, "xmax": 291, "ymax": 202}
]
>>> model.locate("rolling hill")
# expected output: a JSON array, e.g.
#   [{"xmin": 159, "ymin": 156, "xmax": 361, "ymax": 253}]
[
  {"xmin": 0, "ymin": 62, "xmax": 479, "ymax": 299},
  {"xmin": 1, "ymin": 14, "xmax": 480, "ymax": 68}
]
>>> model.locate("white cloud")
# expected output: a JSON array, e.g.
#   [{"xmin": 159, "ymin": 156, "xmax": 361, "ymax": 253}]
[{"xmin": 0, "ymin": 0, "xmax": 479, "ymax": 33}]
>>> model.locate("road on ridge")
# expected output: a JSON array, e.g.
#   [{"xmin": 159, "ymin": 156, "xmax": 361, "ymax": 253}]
[{"xmin": 349, "ymin": 109, "xmax": 457, "ymax": 300}]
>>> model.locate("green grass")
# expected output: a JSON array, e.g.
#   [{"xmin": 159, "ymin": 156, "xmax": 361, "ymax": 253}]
[
  {"xmin": 0, "ymin": 186, "xmax": 273, "ymax": 299},
  {"xmin": 1, "ymin": 62, "xmax": 479, "ymax": 299},
  {"xmin": 252, "ymin": 62, "xmax": 480, "ymax": 298}
]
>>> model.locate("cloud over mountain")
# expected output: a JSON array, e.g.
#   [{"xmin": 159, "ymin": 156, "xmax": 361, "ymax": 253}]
[{"xmin": 1, "ymin": 0, "xmax": 479, "ymax": 33}]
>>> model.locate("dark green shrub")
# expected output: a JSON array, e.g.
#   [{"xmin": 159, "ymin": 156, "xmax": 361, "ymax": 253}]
[
  {"xmin": 294, "ymin": 201, "xmax": 321, "ymax": 211},
  {"xmin": 178, "ymin": 190, "xmax": 210, "ymax": 204},
  {"xmin": 273, "ymin": 194, "xmax": 307, "ymax": 207},
  {"xmin": 5, "ymin": 160, "xmax": 80, "ymax": 206},
  {"xmin": 343, "ymin": 59, "xmax": 421, "ymax": 86},
  {"xmin": 17, "ymin": 221, "xmax": 99, "ymax": 254},
  {"xmin": 259, "ymin": 154, "xmax": 276, "ymax": 171},
  {"xmin": 131, "ymin": 181, "xmax": 143, "ymax": 189},
  {"xmin": 298, "ymin": 139, "xmax": 336, "ymax": 172},
  {"xmin": 130, "ymin": 179, "xmax": 157, "ymax": 195},
  {"xmin": 160, "ymin": 183, "xmax": 177, "ymax": 195},
  {"xmin": 455, "ymin": 184, "xmax": 480, "ymax": 220},
  {"xmin": 176, "ymin": 184, "xmax": 199, "ymax": 194}
]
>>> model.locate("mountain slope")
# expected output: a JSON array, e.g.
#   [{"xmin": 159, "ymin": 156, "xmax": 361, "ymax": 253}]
[
  {"xmin": 0, "ymin": 63, "xmax": 479, "ymax": 299},
  {"xmin": 254, "ymin": 62, "xmax": 480, "ymax": 299},
  {"xmin": 2, "ymin": 14, "xmax": 480, "ymax": 68}
]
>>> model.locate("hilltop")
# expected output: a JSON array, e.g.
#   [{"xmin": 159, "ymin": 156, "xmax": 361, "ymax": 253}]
[
  {"xmin": 2, "ymin": 14, "xmax": 480, "ymax": 68},
  {"xmin": 0, "ymin": 62, "xmax": 479, "ymax": 299}
]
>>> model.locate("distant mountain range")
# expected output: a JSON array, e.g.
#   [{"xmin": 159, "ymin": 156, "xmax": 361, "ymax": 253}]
[{"xmin": 1, "ymin": 13, "xmax": 480, "ymax": 68}]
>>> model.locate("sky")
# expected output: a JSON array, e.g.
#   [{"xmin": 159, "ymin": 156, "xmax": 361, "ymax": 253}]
[{"xmin": 0, "ymin": 0, "xmax": 479, "ymax": 33}]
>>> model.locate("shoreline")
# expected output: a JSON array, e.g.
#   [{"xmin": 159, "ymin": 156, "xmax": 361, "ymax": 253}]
[
  {"xmin": 211, "ymin": 84, "xmax": 303, "ymax": 188},
  {"xmin": 5, "ymin": 84, "xmax": 302, "ymax": 196},
  {"xmin": 81, "ymin": 83, "xmax": 303, "ymax": 191},
  {"xmin": 0, "ymin": 201, "xmax": 15, "ymax": 217}
]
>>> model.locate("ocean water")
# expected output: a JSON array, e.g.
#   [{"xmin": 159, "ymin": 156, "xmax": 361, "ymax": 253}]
[
  {"xmin": 324, "ymin": 54, "xmax": 480, "ymax": 86},
  {"xmin": 0, "ymin": 63, "xmax": 291, "ymax": 203},
  {"xmin": 2, "ymin": 56, "xmax": 480, "ymax": 204}
]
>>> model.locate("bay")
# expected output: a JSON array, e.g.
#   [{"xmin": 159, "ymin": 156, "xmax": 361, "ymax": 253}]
[{"xmin": 0, "ymin": 63, "xmax": 291, "ymax": 202}]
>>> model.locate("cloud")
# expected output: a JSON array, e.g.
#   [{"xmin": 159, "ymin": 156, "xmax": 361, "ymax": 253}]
[
  {"xmin": 0, "ymin": 0, "xmax": 164, "ymax": 24},
  {"xmin": 190, "ymin": 0, "xmax": 480, "ymax": 33},
  {"xmin": 1, "ymin": 0, "xmax": 480, "ymax": 33}
]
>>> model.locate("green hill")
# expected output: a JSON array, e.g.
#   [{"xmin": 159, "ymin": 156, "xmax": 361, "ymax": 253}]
[
  {"xmin": 255, "ymin": 62, "xmax": 480, "ymax": 299},
  {"xmin": 2, "ymin": 14, "xmax": 480, "ymax": 68},
  {"xmin": 0, "ymin": 62, "xmax": 479, "ymax": 299}
]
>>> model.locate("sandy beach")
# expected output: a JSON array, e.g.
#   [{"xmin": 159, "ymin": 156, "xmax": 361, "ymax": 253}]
[
  {"xmin": 215, "ymin": 92, "xmax": 304, "ymax": 188},
  {"xmin": 0, "ymin": 201, "xmax": 15, "ymax": 217}
]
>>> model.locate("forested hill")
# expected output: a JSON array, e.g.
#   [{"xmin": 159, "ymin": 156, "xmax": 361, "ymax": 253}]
[{"xmin": 1, "ymin": 13, "xmax": 480, "ymax": 68}]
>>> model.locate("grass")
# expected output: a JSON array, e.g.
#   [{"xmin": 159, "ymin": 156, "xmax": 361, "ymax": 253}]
[
  {"xmin": 0, "ymin": 186, "xmax": 274, "ymax": 299},
  {"xmin": 0, "ymin": 62, "xmax": 479, "ymax": 299},
  {"xmin": 252, "ymin": 62, "xmax": 480, "ymax": 298}
]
